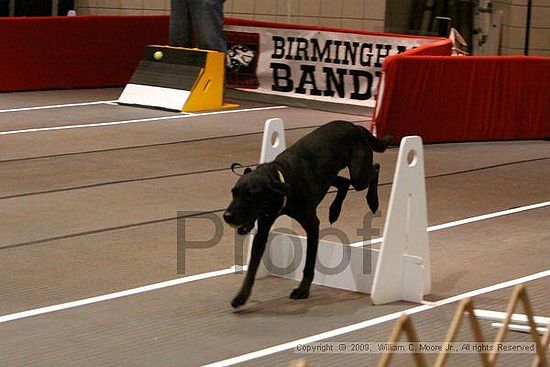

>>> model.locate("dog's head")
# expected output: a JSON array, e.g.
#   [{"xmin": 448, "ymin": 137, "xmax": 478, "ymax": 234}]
[{"xmin": 223, "ymin": 165, "xmax": 287, "ymax": 235}]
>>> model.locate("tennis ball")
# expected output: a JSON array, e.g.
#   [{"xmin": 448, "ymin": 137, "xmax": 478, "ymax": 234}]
[{"xmin": 153, "ymin": 51, "xmax": 163, "ymax": 61}]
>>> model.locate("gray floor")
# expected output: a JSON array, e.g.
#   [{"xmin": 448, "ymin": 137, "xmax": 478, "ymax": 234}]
[{"xmin": 0, "ymin": 88, "xmax": 548, "ymax": 366}]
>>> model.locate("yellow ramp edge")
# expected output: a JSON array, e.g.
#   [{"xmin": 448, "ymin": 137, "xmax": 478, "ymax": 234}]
[{"xmin": 183, "ymin": 49, "xmax": 238, "ymax": 112}]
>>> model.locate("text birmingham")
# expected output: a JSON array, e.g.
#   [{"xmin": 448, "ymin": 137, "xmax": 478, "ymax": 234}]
[{"xmin": 269, "ymin": 36, "xmax": 409, "ymax": 99}]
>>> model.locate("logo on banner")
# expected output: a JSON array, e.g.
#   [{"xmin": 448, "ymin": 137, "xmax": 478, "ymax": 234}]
[
  {"xmin": 227, "ymin": 45, "xmax": 255, "ymax": 71},
  {"xmin": 225, "ymin": 31, "xmax": 260, "ymax": 88}
]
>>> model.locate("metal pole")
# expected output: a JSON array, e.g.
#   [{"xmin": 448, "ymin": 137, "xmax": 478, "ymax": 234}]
[{"xmin": 524, "ymin": 0, "xmax": 532, "ymax": 55}]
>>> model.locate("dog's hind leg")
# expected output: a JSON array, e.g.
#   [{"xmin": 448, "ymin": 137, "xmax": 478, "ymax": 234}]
[
  {"xmin": 231, "ymin": 216, "xmax": 276, "ymax": 308},
  {"xmin": 349, "ymin": 147, "xmax": 375, "ymax": 191},
  {"xmin": 350, "ymin": 147, "xmax": 380, "ymax": 213},
  {"xmin": 366, "ymin": 163, "xmax": 380, "ymax": 213},
  {"xmin": 329, "ymin": 176, "xmax": 350, "ymax": 224},
  {"xmin": 290, "ymin": 214, "xmax": 320, "ymax": 299}
]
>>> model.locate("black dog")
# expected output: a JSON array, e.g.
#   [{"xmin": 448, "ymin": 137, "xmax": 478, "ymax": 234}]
[{"xmin": 223, "ymin": 120, "xmax": 391, "ymax": 308}]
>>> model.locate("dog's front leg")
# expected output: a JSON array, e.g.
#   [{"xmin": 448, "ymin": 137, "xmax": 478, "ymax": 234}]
[
  {"xmin": 290, "ymin": 214, "xmax": 320, "ymax": 299},
  {"xmin": 231, "ymin": 216, "xmax": 276, "ymax": 308}
]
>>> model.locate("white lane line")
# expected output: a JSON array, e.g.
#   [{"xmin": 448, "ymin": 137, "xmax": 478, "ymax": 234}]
[
  {"xmin": 0, "ymin": 201, "xmax": 548, "ymax": 325},
  {"xmin": 0, "ymin": 100, "xmax": 117, "ymax": 113},
  {"xmin": 491, "ymin": 322, "xmax": 547, "ymax": 335},
  {"xmin": 202, "ymin": 269, "xmax": 550, "ymax": 367},
  {"xmin": 474, "ymin": 309, "xmax": 550, "ymax": 327},
  {"xmin": 0, "ymin": 268, "xmax": 235, "ymax": 324},
  {"xmin": 427, "ymin": 201, "xmax": 550, "ymax": 232},
  {"xmin": 351, "ymin": 200, "xmax": 550, "ymax": 248},
  {"xmin": 0, "ymin": 106, "xmax": 289, "ymax": 135}
]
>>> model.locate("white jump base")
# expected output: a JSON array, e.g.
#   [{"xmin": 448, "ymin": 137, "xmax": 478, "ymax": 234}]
[
  {"xmin": 475, "ymin": 309, "xmax": 550, "ymax": 335},
  {"xmin": 262, "ymin": 232, "xmax": 425, "ymax": 298},
  {"xmin": 247, "ymin": 118, "xmax": 431, "ymax": 305}
]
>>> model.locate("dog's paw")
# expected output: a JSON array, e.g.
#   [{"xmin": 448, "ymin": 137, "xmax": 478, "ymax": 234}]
[
  {"xmin": 237, "ymin": 222, "xmax": 255, "ymax": 235},
  {"xmin": 289, "ymin": 287, "xmax": 310, "ymax": 299},
  {"xmin": 231, "ymin": 292, "xmax": 249, "ymax": 308},
  {"xmin": 366, "ymin": 194, "xmax": 379, "ymax": 214}
]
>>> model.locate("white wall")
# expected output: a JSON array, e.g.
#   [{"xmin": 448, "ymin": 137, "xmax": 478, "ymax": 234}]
[
  {"xmin": 77, "ymin": 0, "xmax": 387, "ymax": 31},
  {"xmin": 76, "ymin": 0, "xmax": 548, "ymax": 55},
  {"xmin": 224, "ymin": 0, "xmax": 386, "ymax": 32},
  {"xmin": 494, "ymin": 0, "xmax": 549, "ymax": 56}
]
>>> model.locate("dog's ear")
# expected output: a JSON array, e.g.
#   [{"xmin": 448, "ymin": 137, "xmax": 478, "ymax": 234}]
[{"xmin": 231, "ymin": 163, "xmax": 253, "ymax": 176}]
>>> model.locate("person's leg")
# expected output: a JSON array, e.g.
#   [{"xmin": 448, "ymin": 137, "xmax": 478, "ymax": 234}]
[
  {"xmin": 169, "ymin": 0, "xmax": 193, "ymax": 47},
  {"xmin": 189, "ymin": 0, "xmax": 227, "ymax": 52}
]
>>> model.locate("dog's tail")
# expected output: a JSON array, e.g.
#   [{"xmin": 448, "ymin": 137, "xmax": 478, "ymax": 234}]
[{"xmin": 360, "ymin": 126, "xmax": 393, "ymax": 152}]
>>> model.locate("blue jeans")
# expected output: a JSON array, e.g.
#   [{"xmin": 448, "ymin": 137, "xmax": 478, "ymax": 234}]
[{"xmin": 169, "ymin": 0, "xmax": 227, "ymax": 52}]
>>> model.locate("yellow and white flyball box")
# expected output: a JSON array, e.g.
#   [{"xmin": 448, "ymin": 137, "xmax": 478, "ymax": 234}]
[{"xmin": 118, "ymin": 46, "xmax": 235, "ymax": 112}]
